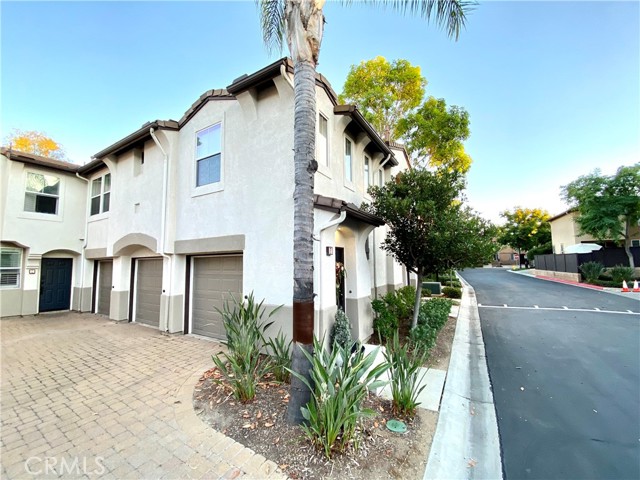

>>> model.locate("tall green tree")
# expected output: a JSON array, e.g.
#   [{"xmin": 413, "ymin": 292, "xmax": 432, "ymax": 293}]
[
  {"xmin": 365, "ymin": 168, "xmax": 470, "ymax": 328},
  {"xmin": 3, "ymin": 129, "xmax": 66, "ymax": 160},
  {"xmin": 339, "ymin": 56, "xmax": 426, "ymax": 141},
  {"xmin": 562, "ymin": 164, "xmax": 640, "ymax": 269},
  {"xmin": 258, "ymin": 0, "xmax": 473, "ymax": 424},
  {"xmin": 398, "ymin": 96, "xmax": 472, "ymax": 172},
  {"xmin": 498, "ymin": 207, "xmax": 551, "ymax": 264}
]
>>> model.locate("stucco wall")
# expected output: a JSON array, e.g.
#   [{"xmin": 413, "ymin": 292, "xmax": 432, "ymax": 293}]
[{"xmin": 1, "ymin": 157, "xmax": 87, "ymax": 316}]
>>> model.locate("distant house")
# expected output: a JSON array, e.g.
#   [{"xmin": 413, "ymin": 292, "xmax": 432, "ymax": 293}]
[
  {"xmin": 494, "ymin": 245, "xmax": 520, "ymax": 266},
  {"xmin": 1, "ymin": 58, "xmax": 413, "ymax": 345},
  {"xmin": 549, "ymin": 209, "xmax": 640, "ymax": 253}
]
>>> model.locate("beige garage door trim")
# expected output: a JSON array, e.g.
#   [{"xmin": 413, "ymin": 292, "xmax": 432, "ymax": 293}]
[
  {"xmin": 97, "ymin": 260, "xmax": 113, "ymax": 316},
  {"xmin": 191, "ymin": 255, "xmax": 243, "ymax": 339},
  {"xmin": 135, "ymin": 258, "xmax": 163, "ymax": 328}
]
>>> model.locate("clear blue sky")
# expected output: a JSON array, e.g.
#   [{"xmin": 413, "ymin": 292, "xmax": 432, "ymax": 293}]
[{"xmin": 2, "ymin": 1, "xmax": 638, "ymax": 223}]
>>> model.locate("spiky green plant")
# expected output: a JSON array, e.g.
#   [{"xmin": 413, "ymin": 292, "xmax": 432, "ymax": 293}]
[
  {"xmin": 264, "ymin": 330, "xmax": 292, "ymax": 383},
  {"xmin": 384, "ymin": 331, "xmax": 429, "ymax": 416},
  {"xmin": 331, "ymin": 309, "xmax": 352, "ymax": 350},
  {"xmin": 289, "ymin": 337, "xmax": 388, "ymax": 458}
]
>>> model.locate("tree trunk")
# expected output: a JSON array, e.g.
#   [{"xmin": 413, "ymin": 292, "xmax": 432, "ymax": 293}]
[
  {"xmin": 624, "ymin": 218, "xmax": 635, "ymax": 269},
  {"xmin": 412, "ymin": 269, "xmax": 424, "ymax": 329}
]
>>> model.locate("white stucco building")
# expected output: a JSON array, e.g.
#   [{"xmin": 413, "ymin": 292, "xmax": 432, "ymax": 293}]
[{"xmin": 1, "ymin": 58, "xmax": 412, "ymax": 343}]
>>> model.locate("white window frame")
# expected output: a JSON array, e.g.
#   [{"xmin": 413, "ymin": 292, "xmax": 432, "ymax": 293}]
[
  {"xmin": 364, "ymin": 155, "xmax": 371, "ymax": 193},
  {"xmin": 193, "ymin": 123, "xmax": 224, "ymax": 196},
  {"xmin": 317, "ymin": 113, "xmax": 330, "ymax": 168},
  {"xmin": 24, "ymin": 172, "xmax": 61, "ymax": 216},
  {"xmin": 0, "ymin": 247, "xmax": 22, "ymax": 289},
  {"xmin": 90, "ymin": 173, "xmax": 111, "ymax": 216},
  {"xmin": 344, "ymin": 136, "xmax": 354, "ymax": 188}
]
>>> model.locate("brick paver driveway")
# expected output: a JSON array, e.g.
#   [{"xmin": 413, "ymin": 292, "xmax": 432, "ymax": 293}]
[{"xmin": 1, "ymin": 313, "xmax": 284, "ymax": 479}]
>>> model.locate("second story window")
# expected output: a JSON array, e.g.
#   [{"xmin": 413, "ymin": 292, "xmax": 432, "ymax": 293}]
[
  {"xmin": 344, "ymin": 137, "xmax": 353, "ymax": 183},
  {"xmin": 24, "ymin": 172, "xmax": 60, "ymax": 215},
  {"xmin": 364, "ymin": 155, "xmax": 371, "ymax": 190},
  {"xmin": 91, "ymin": 173, "xmax": 111, "ymax": 216},
  {"xmin": 0, "ymin": 247, "xmax": 21, "ymax": 288},
  {"xmin": 196, "ymin": 124, "xmax": 221, "ymax": 187},
  {"xmin": 317, "ymin": 114, "xmax": 329, "ymax": 167}
]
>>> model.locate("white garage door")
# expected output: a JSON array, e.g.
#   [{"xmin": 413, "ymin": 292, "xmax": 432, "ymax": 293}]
[
  {"xmin": 135, "ymin": 258, "xmax": 163, "ymax": 327},
  {"xmin": 97, "ymin": 260, "xmax": 113, "ymax": 316},
  {"xmin": 191, "ymin": 255, "xmax": 243, "ymax": 339}
]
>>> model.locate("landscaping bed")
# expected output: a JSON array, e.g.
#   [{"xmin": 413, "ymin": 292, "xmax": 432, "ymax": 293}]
[{"xmin": 193, "ymin": 310, "xmax": 458, "ymax": 479}]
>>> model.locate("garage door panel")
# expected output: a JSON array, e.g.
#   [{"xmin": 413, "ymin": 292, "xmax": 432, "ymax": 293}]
[
  {"xmin": 135, "ymin": 259, "xmax": 163, "ymax": 327},
  {"xmin": 192, "ymin": 256, "xmax": 243, "ymax": 339}
]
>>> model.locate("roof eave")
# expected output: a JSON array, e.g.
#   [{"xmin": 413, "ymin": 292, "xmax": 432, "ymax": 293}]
[{"xmin": 93, "ymin": 120, "xmax": 179, "ymax": 159}]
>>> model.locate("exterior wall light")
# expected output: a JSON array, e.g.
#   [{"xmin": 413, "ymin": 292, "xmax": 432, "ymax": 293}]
[{"xmin": 326, "ymin": 246, "xmax": 334, "ymax": 256}]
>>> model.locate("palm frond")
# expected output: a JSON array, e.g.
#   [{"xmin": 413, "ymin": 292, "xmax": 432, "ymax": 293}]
[
  {"xmin": 343, "ymin": 0, "xmax": 476, "ymax": 40},
  {"xmin": 257, "ymin": 0, "xmax": 286, "ymax": 53}
]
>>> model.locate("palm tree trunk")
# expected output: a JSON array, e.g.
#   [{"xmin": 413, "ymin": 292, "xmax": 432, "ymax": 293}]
[{"xmin": 286, "ymin": 58, "xmax": 318, "ymax": 424}]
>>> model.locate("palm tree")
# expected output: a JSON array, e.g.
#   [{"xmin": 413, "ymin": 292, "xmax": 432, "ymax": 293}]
[{"xmin": 258, "ymin": 0, "xmax": 474, "ymax": 424}]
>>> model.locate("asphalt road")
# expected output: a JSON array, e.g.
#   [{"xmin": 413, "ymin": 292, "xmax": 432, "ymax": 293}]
[{"xmin": 460, "ymin": 268, "xmax": 640, "ymax": 480}]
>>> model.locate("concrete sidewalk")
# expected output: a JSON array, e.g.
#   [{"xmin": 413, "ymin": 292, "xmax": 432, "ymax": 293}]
[{"xmin": 423, "ymin": 277, "xmax": 502, "ymax": 480}]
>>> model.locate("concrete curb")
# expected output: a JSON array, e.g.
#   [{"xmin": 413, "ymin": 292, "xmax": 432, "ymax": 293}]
[{"xmin": 424, "ymin": 276, "xmax": 502, "ymax": 480}]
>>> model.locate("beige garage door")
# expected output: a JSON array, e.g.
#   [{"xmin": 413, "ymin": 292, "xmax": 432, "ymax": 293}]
[
  {"xmin": 135, "ymin": 258, "xmax": 163, "ymax": 327},
  {"xmin": 97, "ymin": 260, "xmax": 113, "ymax": 315},
  {"xmin": 192, "ymin": 255, "xmax": 243, "ymax": 339}
]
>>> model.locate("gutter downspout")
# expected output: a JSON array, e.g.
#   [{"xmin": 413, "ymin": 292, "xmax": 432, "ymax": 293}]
[
  {"xmin": 76, "ymin": 171, "xmax": 90, "ymax": 313},
  {"xmin": 373, "ymin": 153, "xmax": 391, "ymax": 298},
  {"xmin": 314, "ymin": 209, "xmax": 347, "ymax": 338},
  {"xmin": 150, "ymin": 128, "xmax": 172, "ymax": 333}
]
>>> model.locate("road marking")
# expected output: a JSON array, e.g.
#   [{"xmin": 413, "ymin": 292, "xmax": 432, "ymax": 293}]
[{"xmin": 477, "ymin": 305, "xmax": 640, "ymax": 316}]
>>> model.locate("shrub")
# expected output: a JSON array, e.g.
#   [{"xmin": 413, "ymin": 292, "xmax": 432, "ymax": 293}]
[
  {"xmin": 331, "ymin": 308, "xmax": 353, "ymax": 350},
  {"xmin": 442, "ymin": 286, "xmax": 462, "ymax": 299},
  {"xmin": 385, "ymin": 331, "xmax": 429, "ymax": 416},
  {"xmin": 372, "ymin": 299, "xmax": 398, "ymax": 342},
  {"xmin": 580, "ymin": 261, "xmax": 605, "ymax": 283},
  {"xmin": 264, "ymin": 331, "xmax": 292, "ymax": 383},
  {"xmin": 211, "ymin": 293, "xmax": 277, "ymax": 402},
  {"xmin": 371, "ymin": 286, "xmax": 417, "ymax": 341},
  {"xmin": 422, "ymin": 298, "xmax": 453, "ymax": 331},
  {"xmin": 290, "ymin": 337, "xmax": 388, "ymax": 458},
  {"xmin": 409, "ymin": 323, "xmax": 437, "ymax": 350},
  {"xmin": 609, "ymin": 265, "xmax": 634, "ymax": 285}
]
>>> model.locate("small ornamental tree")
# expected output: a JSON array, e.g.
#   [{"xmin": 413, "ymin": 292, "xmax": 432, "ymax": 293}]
[
  {"xmin": 497, "ymin": 207, "xmax": 551, "ymax": 264},
  {"xmin": 365, "ymin": 168, "xmax": 459, "ymax": 327},
  {"xmin": 562, "ymin": 164, "xmax": 640, "ymax": 269}
]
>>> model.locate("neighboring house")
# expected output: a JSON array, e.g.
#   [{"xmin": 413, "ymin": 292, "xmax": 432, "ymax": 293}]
[
  {"xmin": 0, "ymin": 149, "xmax": 88, "ymax": 316},
  {"xmin": 0, "ymin": 58, "xmax": 412, "ymax": 344},
  {"xmin": 494, "ymin": 245, "xmax": 520, "ymax": 266},
  {"xmin": 549, "ymin": 209, "xmax": 640, "ymax": 253}
]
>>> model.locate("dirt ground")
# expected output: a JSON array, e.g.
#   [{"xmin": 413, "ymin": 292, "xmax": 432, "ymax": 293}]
[{"xmin": 193, "ymin": 311, "xmax": 458, "ymax": 480}]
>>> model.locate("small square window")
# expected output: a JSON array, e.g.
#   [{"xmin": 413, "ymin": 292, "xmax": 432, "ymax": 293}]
[
  {"xmin": 0, "ymin": 247, "xmax": 21, "ymax": 288},
  {"xmin": 24, "ymin": 173, "xmax": 60, "ymax": 215}
]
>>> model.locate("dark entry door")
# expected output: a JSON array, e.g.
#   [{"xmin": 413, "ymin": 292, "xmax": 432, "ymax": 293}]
[
  {"xmin": 335, "ymin": 247, "xmax": 345, "ymax": 311},
  {"xmin": 40, "ymin": 258, "xmax": 73, "ymax": 312}
]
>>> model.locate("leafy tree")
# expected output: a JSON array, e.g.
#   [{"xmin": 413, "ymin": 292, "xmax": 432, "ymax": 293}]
[
  {"xmin": 3, "ymin": 129, "xmax": 66, "ymax": 160},
  {"xmin": 258, "ymin": 0, "xmax": 473, "ymax": 424},
  {"xmin": 398, "ymin": 96, "xmax": 472, "ymax": 172},
  {"xmin": 365, "ymin": 168, "xmax": 495, "ymax": 328},
  {"xmin": 339, "ymin": 56, "xmax": 426, "ymax": 141},
  {"xmin": 498, "ymin": 207, "xmax": 552, "ymax": 264},
  {"xmin": 562, "ymin": 164, "xmax": 640, "ymax": 269}
]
